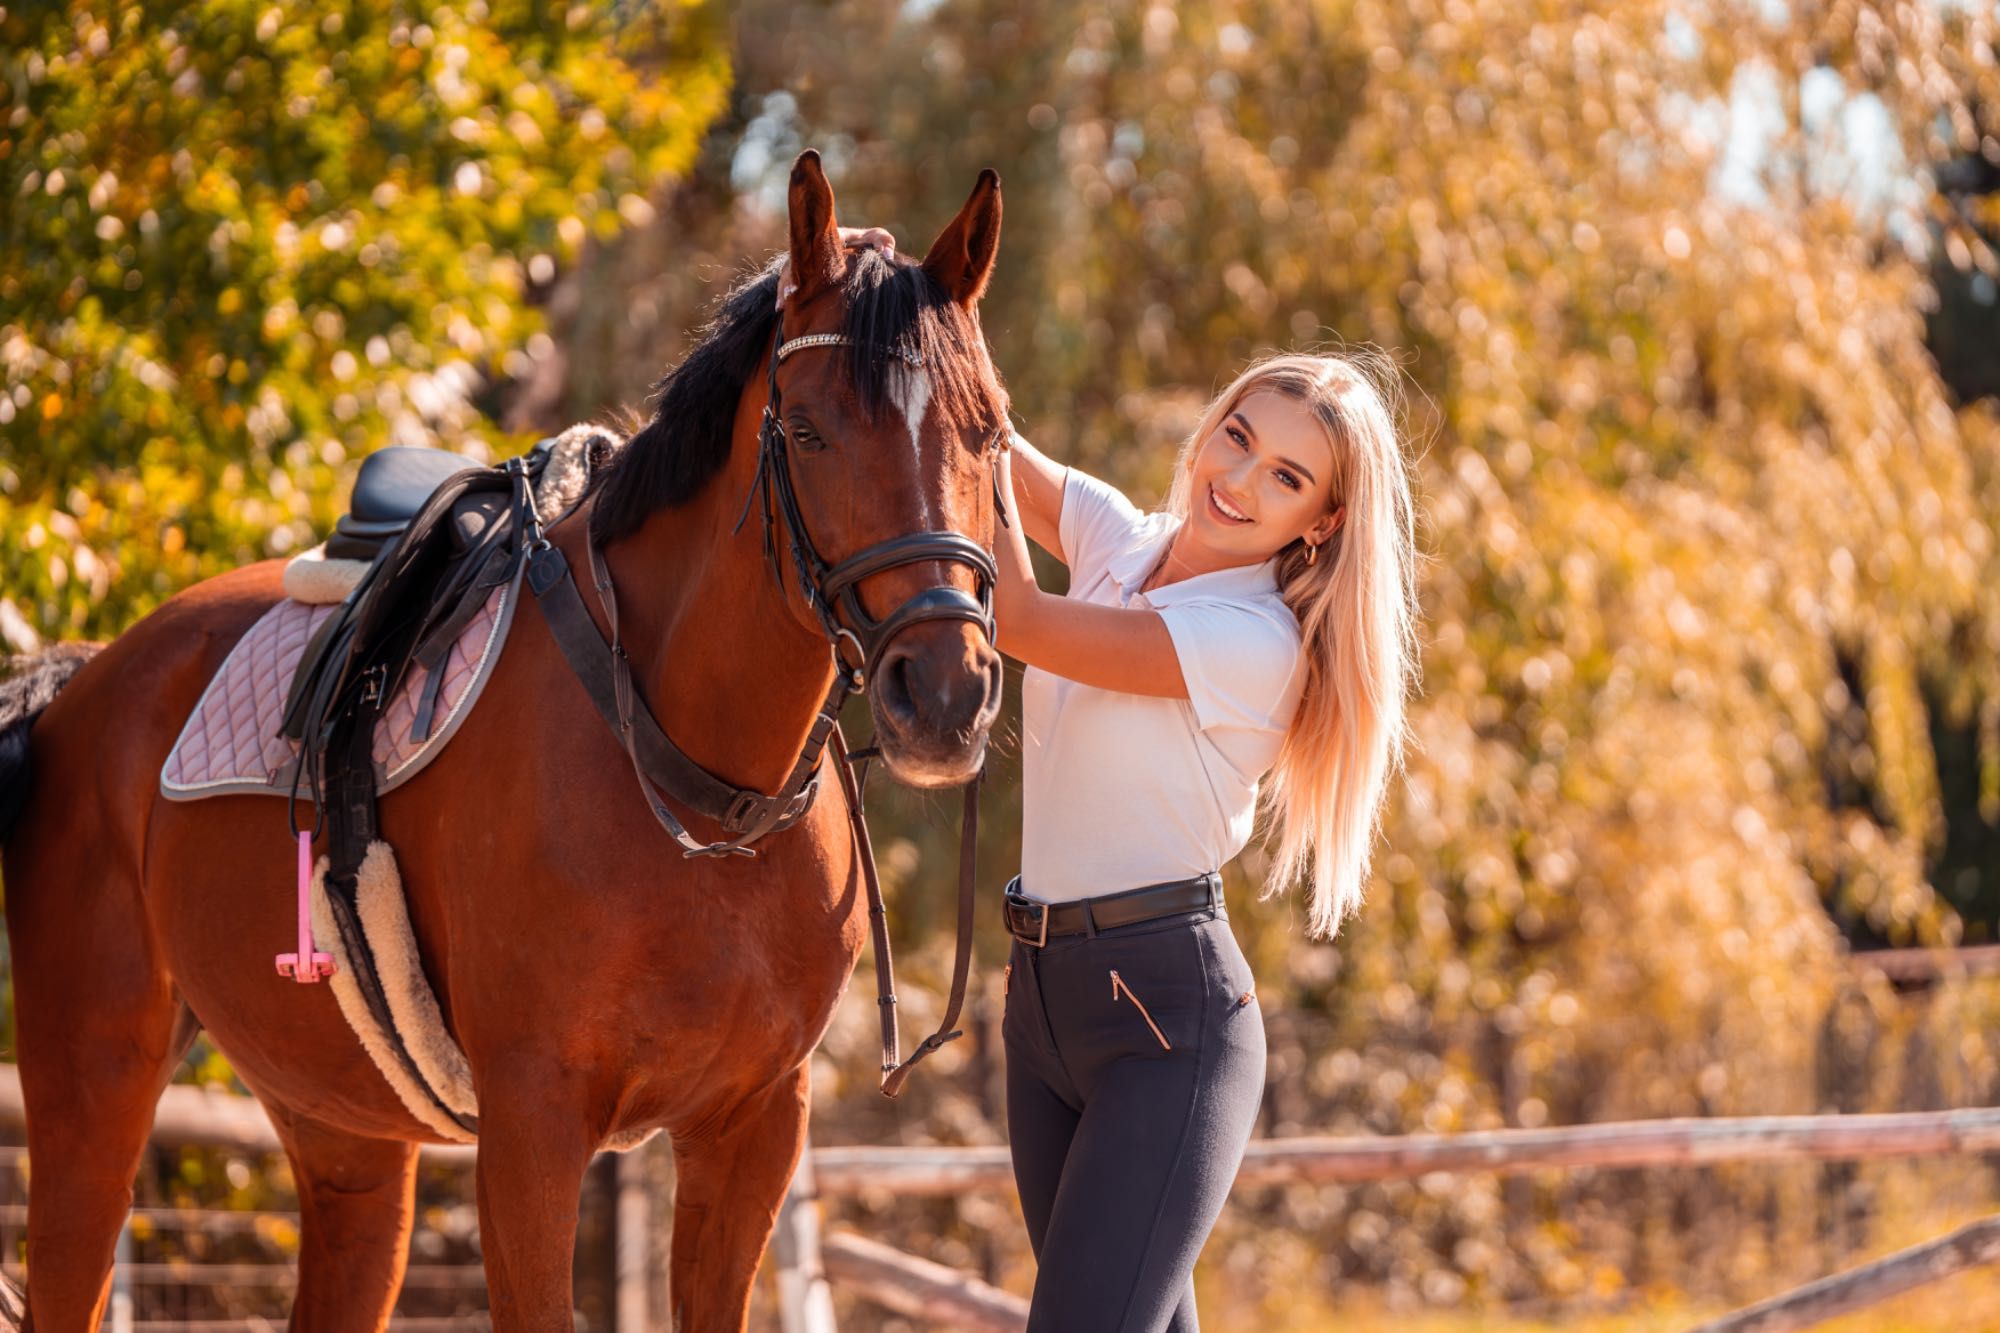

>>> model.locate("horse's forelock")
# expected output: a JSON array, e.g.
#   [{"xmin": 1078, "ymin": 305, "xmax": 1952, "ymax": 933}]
[{"xmin": 840, "ymin": 249, "xmax": 1009, "ymax": 439}]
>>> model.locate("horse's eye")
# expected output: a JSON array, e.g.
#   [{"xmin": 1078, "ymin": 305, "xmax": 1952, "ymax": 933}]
[{"xmin": 788, "ymin": 418, "xmax": 828, "ymax": 454}]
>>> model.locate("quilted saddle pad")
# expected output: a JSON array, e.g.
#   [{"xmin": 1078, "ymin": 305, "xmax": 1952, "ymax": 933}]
[{"xmin": 159, "ymin": 568, "xmax": 521, "ymax": 802}]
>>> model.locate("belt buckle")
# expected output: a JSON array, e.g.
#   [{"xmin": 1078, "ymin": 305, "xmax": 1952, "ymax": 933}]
[{"xmin": 1008, "ymin": 895, "xmax": 1049, "ymax": 948}]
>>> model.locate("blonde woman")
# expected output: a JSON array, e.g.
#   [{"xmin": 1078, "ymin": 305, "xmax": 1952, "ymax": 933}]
[{"xmin": 991, "ymin": 353, "xmax": 1422, "ymax": 1331}]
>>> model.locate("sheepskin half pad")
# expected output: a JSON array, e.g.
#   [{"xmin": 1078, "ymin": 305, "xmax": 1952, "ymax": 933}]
[
  {"xmin": 309, "ymin": 839, "xmax": 659, "ymax": 1152},
  {"xmin": 158, "ymin": 567, "xmax": 521, "ymax": 801}
]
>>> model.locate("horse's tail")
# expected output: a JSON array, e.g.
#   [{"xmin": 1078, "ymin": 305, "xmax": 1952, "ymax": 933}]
[{"xmin": 0, "ymin": 643, "xmax": 103, "ymax": 845}]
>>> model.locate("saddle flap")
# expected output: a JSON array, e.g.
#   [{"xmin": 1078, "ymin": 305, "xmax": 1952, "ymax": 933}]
[{"xmin": 449, "ymin": 491, "xmax": 507, "ymax": 554}]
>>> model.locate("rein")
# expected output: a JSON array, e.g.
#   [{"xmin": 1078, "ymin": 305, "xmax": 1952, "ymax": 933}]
[{"xmin": 528, "ymin": 322, "xmax": 1011, "ymax": 1096}]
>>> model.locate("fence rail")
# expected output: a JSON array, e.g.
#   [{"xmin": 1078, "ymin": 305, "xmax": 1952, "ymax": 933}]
[
  {"xmin": 1689, "ymin": 1213, "xmax": 2000, "ymax": 1333},
  {"xmin": 808, "ymin": 1106, "xmax": 2000, "ymax": 1195}
]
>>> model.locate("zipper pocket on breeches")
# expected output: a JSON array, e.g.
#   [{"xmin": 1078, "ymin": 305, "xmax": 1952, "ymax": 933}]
[{"xmin": 1109, "ymin": 968, "xmax": 1172, "ymax": 1051}]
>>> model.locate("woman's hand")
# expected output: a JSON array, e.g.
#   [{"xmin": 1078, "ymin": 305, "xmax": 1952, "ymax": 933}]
[
  {"xmin": 994, "ymin": 451, "xmax": 1035, "ymax": 587},
  {"xmin": 776, "ymin": 226, "xmax": 896, "ymax": 308},
  {"xmin": 1000, "ymin": 431, "xmax": 1071, "ymax": 563},
  {"xmin": 839, "ymin": 226, "xmax": 896, "ymax": 252},
  {"xmin": 991, "ymin": 448, "xmax": 1046, "ymax": 656}
]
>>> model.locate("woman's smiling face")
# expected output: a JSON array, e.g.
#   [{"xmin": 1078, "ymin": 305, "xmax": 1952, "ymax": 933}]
[{"xmin": 1185, "ymin": 387, "xmax": 1343, "ymax": 560}]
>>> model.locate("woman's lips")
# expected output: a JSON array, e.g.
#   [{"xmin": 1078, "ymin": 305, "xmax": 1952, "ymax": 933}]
[{"xmin": 1208, "ymin": 482, "xmax": 1252, "ymax": 524}]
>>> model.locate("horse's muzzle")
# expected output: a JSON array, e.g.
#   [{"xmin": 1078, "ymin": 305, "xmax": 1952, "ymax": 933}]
[{"xmin": 867, "ymin": 623, "xmax": 1001, "ymax": 786}]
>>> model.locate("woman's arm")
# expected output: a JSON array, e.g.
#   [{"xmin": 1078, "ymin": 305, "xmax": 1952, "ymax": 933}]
[
  {"xmin": 992, "ymin": 450, "xmax": 1190, "ymax": 699},
  {"xmin": 1005, "ymin": 431, "xmax": 1070, "ymax": 564}
]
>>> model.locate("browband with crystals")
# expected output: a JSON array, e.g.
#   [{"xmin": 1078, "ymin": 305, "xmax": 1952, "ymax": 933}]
[{"xmin": 775, "ymin": 331, "xmax": 923, "ymax": 366}]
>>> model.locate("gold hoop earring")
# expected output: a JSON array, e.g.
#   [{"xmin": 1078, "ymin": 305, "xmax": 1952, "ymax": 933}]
[{"xmin": 1306, "ymin": 541, "xmax": 1318, "ymax": 566}]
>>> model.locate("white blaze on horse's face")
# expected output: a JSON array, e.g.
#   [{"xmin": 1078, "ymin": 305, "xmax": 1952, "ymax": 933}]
[
  {"xmin": 886, "ymin": 363, "xmax": 935, "ymax": 516},
  {"xmin": 887, "ymin": 364, "xmax": 932, "ymax": 463}
]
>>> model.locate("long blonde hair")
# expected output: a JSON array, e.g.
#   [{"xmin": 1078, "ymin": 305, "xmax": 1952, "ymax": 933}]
[{"xmin": 1163, "ymin": 352, "xmax": 1423, "ymax": 940}]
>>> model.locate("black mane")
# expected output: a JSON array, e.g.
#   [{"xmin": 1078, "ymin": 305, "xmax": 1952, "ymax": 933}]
[{"xmin": 587, "ymin": 250, "xmax": 1007, "ymax": 546}]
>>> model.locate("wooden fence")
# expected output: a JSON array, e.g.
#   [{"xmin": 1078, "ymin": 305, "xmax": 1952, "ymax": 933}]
[{"xmin": 3, "ymin": 1068, "xmax": 1997, "ymax": 1330}]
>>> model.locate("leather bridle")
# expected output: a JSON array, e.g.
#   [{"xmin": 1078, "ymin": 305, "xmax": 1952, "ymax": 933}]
[
  {"xmin": 527, "ymin": 319, "xmax": 1010, "ymax": 1095},
  {"xmin": 734, "ymin": 324, "xmax": 1004, "ymax": 689}
]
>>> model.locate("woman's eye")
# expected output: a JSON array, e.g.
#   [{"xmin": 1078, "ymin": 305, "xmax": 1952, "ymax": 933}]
[
  {"xmin": 1276, "ymin": 469, "xmax": 1301, "ymax": 491},
  {"xmin": 1226, "ymin": 426, "xmax": 1248, "ymax": 448}
]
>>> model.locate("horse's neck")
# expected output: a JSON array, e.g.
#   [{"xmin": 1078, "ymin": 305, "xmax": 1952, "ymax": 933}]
[{"xmin": 588, "ymin": 486, "xmax": 836, "ymax": 797}]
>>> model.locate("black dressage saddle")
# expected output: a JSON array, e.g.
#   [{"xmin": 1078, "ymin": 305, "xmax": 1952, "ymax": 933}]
[
  {"xmin": 282, "ymin": 443, "xmax": 548, "ymax": 764},
  {"xmin": 323, "ymin": 445, "xmax": 484, "ymax": 562},
  {"xmin": 282, "ymin": 443, "xmax": 544, "ymax": 741}
]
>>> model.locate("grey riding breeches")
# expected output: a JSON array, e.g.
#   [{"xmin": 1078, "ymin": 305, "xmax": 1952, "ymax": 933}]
[{"xmin": 1002, "ymin": 892, "xmax": 1267, "ymax": 1332}]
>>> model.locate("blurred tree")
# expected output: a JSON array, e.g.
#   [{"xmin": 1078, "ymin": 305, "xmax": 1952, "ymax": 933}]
[{"xmin": 0, "ymin": 0, "xmax": 729, "ymax": 645}]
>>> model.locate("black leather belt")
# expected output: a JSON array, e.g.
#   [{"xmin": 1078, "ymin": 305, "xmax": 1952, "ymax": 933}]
[{"xmin": 1001, "ymin": 871, "xmax": 1223, "ymax": 947}]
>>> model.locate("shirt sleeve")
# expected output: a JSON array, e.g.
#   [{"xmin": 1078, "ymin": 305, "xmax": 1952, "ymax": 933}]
[
  {"xmin": 1155, "ymin": 598, "xmax": 1307, "ymax": 735},
  {"xmin": 1057, "ymin": 466, "xmax": 1145, "ymax": 587}
]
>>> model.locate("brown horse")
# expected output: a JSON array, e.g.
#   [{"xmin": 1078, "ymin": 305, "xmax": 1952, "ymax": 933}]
[{"xmin": 0, "ymin": 151, "xmax": 1009, "ymax": 1331}]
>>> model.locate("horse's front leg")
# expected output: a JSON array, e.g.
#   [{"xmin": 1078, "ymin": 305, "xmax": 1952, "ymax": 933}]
[
  {"xmin": 472, "ymin": 1060, "xmax": 601, "ymax": 1332},
  {"xmin": 668, "ymin": 1062, "xmax": 812, "ymax": 1333}
]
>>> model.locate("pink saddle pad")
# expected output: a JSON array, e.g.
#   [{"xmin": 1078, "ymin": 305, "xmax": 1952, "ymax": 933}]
[{"xmin": 160, "ymin": 571, "xmax": 521, "ymax": 802}]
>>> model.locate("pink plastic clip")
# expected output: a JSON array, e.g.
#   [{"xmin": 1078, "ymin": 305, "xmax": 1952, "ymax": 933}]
[{"xmin": 276, "ymin": 831, "xmax": 337, "ymax": 983}]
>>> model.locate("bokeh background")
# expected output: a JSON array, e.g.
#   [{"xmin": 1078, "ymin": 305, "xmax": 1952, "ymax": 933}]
[{"xmin": 6, "ymin": 0, "xmax": 2000, "ymax": 1328}]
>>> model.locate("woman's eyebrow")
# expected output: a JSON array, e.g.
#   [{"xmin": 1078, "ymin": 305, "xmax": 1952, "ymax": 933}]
[{"xmin": 1235, "ymin": 410, "xmax": 1318, "ymax": 485}]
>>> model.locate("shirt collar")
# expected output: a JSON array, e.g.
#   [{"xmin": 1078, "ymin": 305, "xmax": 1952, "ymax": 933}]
[{"xmin": 1105, "ymin": 513, "xmax": 1282, "ymax": 606}]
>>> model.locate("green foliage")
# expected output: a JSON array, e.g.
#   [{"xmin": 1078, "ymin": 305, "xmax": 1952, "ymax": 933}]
[{"xmin": 0, "ymin": 0, "xmax": 729, "ymax": 643}]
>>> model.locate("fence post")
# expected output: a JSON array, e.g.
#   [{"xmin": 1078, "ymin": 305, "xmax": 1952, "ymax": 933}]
[{"xmin": 772, "ymin": 1136, "xmax": 837, "ymax": 1333}]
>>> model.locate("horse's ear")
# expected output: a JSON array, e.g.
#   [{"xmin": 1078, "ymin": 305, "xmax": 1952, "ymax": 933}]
[
  {"xmin": 786, "ymin": 149, "xmax": 841, "ymax": 304},
  {"xmin": 921, "ymin": 168, "xmax": 1002, "ymax": 307}
]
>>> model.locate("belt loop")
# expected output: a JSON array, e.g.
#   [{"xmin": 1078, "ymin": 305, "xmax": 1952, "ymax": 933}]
[{"xmin": 1082, "ymin": 896, "xmax": 1098, "ymax": 939}]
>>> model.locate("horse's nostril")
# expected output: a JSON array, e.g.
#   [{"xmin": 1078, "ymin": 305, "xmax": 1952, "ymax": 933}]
[{"xmin": 878, "ymin": 650, "xmax": 918, "ymax": 724}]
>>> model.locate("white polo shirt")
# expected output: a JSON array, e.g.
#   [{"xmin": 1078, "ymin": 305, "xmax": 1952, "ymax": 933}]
[{"xmin": 1017, "ymin": 467, "xmax": 1308, "ymax": 904}]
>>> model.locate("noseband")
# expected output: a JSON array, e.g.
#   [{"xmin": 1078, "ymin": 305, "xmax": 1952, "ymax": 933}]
[{"xmin": 733, "ymin": 324, "xmax": 1006, "ymax": 690}]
